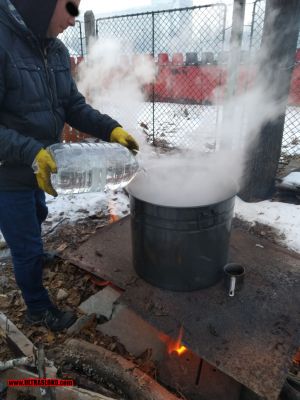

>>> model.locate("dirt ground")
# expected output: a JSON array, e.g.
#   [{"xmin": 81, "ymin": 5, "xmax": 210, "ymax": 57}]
[
  {"xmin": 0, "ymin": 208, "xmax": 296, "ymax": 399},
  {"xmin": 0, "ymin": 212, "xmax": 159, "ymax": 399},
  {"xmin": 0, "ymin": 213, "xmax": 285, "ymax": 355}
]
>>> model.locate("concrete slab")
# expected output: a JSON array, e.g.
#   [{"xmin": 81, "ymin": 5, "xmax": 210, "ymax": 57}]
[
  {"xmin": 78, "ymin": 286, "xmax": 121, "ymax": 319},
  {"xmin": 96, "ymin": 304, "xmax": 167, "ymax": 361},
  {"xmin": 64, "ymin": 217, "xmax": 300, "ymax": 400},
  {"xmin": 67, "ymin": 314, "xmax": 96, "ymax": 336}
]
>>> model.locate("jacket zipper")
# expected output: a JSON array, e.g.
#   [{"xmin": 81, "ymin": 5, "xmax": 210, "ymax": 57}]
[{"xmin": 41, "ymin": 46, "xmax": 58, "ymax": 139}]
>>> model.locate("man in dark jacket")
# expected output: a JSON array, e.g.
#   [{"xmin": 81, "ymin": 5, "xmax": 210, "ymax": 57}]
[{"xmin": 0, "ymin": 0, "xmax": 139, "ymax": 331}]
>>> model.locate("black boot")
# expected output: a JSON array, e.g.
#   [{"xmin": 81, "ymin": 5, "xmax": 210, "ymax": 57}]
[
  {"xmin": 42, "ymin": 251, "xmax": 59, "ymax": 268},
  {"xmin": 25, "ymin": 307, "xmax": 77, "ymax": 332}
]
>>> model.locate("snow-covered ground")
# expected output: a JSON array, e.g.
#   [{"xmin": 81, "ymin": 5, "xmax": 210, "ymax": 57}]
[
  {"xmin": 50, "ymin": 188, "xmax": 300, "ymax": 254},
  {"xmin": 235, "ymin": 197, "xmax": 300, "ymax": 253},
  {"xmin": 46, "ymin": 190, "xmax": 300, "ymax": 254},
  {"xmin": 0, "ymin": 186, "xmax": 299, "ymax": 256},
  {"xmin": 1, "ymin": 173, "xmax": 300, "ymax": 257},
  {"xmin": 0, "ymin": 102, "xmax": 299, "ymax": 256},
  {"xmin": 45, "ymin": 190, "xmax": 300, "ymax": 255},
  {"xmin": 138, "ymin": 103, "xmax": 300, "ymax": 155}
]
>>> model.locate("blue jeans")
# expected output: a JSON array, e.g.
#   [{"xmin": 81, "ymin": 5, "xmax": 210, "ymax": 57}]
[{"xmin": 0, "ymin": 190, "xmax": 53, "ymax": 313}]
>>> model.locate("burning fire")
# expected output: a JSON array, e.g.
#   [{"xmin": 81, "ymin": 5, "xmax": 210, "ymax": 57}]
[
  {"xmin": 167, "ymin": 326, "xmax": 187, "ymax": 356},
  {"xmin": 108, "ymin": 200, "xmax": 120, "ymax": 223},
  {"xmin": 109, "ymin": 214, "xmax": 119, "ymax": 223}
]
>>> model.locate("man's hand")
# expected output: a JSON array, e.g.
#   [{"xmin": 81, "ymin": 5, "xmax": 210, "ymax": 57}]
[
  {"xmin": 33, "ymin": 149, "xmax": 58, "ymax": 197},
  {"xmin": 110, "ymin": 127, "xmax": 139, "ymax": 151}
]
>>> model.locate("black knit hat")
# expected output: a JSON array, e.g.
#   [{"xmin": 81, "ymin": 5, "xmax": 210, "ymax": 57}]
[{"xmin": 10, "ymin": 0, "xmax": 57, "ymax": 38}]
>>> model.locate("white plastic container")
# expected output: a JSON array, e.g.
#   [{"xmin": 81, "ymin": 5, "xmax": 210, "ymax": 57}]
[{"xmin": 47, "ymin": 142, "xmax": 139, "ymax": 194}]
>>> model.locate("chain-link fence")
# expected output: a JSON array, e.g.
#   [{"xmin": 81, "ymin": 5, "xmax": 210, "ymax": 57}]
[
  {"xmin": 60, "ymin": 3, "xmax": 300, "ymax": 156},
  {"xmin": 59, "ymin": 20, "xmax": 85, "ymax": 57},
  {"xmin": 249, "ymin": 0, "xmax": 265, "ymax": 52},
  {"xmin": 96, "ymin": 5, "xmax": 227, "ymax": 149},
  {"xmin": 59, "ymin": 20, "xmax": 88, "ymax": 142},
  {"xmin": 249, "ymin": 0, "xmax": 300, "ymax": 158}
]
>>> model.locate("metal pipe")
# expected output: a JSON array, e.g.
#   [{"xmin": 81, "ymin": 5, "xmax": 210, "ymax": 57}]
[{"xmin": 0, "ymin": 357, "xmax": 33, "ymax": 371}]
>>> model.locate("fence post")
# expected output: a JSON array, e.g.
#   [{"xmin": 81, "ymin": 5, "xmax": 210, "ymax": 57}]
[
  {"xmin": 220, "ymin": 0, "xmax": 246, "ymax": 150},
  {"xmin": 84, "ymin": 10, "xmax": 95, "ymax": 51},
  {"xmin": 240, "ymin": 0, "xmax": 300, "ymax": 201},
  {"xmin": 227, "ymin": 0, "xmax": 246, "ymax": 97}
]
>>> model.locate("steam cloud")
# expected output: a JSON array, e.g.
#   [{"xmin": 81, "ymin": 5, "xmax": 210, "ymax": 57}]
[
  {"xmin": 77, "ymin": 19, "xmax": 289, "ymax": 206},
  {"xmin": 78, "ymin": 37, "xmax": 156, "ymax": 133}
]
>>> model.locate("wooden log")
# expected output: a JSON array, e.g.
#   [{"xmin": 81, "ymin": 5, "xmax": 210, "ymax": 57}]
[{"xmin": 63, "ymin": 338, "xmax": 180, "ymax": 400}]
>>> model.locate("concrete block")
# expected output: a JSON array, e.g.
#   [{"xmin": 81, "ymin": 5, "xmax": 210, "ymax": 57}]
[
  {"xmin": 57, "ymin": 289, "xmax": 68, "ymax": 301},
  {"xmin": 96, "ymin": 304, "xmax": 167, "ymax": 361},
  {"xmin": 67, "ymin": 314, "xmax": 96, "ymax": 336},
  {"xmin": 79, "ymin": 286, "xmax": 121, "ymax": 319}
]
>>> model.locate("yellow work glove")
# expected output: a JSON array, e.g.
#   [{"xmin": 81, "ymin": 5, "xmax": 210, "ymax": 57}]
[
  {"xmin": 33, "ymin": 149, "xmax": 58, "ymax": 197},
  {"xmin": 110, "ymin": 127, "xmax": 139, "ymax": 151}
]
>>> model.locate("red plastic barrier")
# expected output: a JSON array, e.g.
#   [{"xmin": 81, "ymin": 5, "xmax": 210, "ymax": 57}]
[
  {"xmin": 69, "ymin": 56, "xmax": 84, "ymax": 79},
  {"xmin": 62, "ymin": 124, "xmax": 90, "ymax": 143},
  {"xmin": 62, "ymin": 53, "xmax": 300, "ymax": 143},
  {"xmin": 199, "ymin": 66, "xmax": 224, "ymax": 103},
  {"xmin": 154, "ymin": 65, "xmax": 172, "ymax": 100},
  {"xmin": 158, "ymin": 53, "xmax": 169, "ymax": 65},
  {"xmin": 289, "ymin": 64, "xmax": 300, "ymax": 105},
  {"xmin": 172, "ymin": 53, "xmax": 184, "ymax": 66},
  {"xmin": 62, "ymin": 57, "xmax": 88, "ymax": 142}
]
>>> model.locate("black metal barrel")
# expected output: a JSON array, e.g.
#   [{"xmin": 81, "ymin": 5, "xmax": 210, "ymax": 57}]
[{"xmin": 128, "ymin": 193, "xmax": 236, "ymax": 291}]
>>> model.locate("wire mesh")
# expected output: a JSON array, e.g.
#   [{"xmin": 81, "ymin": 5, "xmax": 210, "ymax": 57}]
[
  {"xmin": 59, "ymin": 20, "xmax": 84, "ymax": 57},
  {"xmin": 96, "ymin": 5, "xmax": 227, "ymax": 149},
  {"xmin": 249, "ymin": 0, "xmax": 265, "ymax": 52},
  {"xmin": 59, "ymin": 4, "xmax": 300, "ymax": 157}
]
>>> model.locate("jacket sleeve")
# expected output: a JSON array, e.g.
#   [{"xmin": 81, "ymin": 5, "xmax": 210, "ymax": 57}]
[
  {"xmin": 65, "ymin": 77, "xmax": 121, "ymax": 142},
  {"xmin": 0, "ymin": 51, "xmax": 43, "ymax": 165}
]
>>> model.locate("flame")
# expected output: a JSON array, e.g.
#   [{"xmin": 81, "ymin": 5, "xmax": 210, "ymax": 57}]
[
  {"xmin": 90, "ymin": 276, "xmax": 123, "ymax": 293},
  {"xmin": 90, "ymin": 277, "xmax": 111, "ymax": 287},
  {"xmin": 109, "ymin": 214, "xmax": 119, "ymax": 223},
  {"xmin": 167, "ymin": 326, "xmax": 187, "ymax": 356},
  {"xmin": 293, "ymin": 348, "xmax": 300, "ymax": 365},
  {"xmin": 175, "ymin": 345, "xmax": 188, "ymax": 356},
  {"xmin": 108, "ymin": 200, "xmax": 120, "ymax": 224}
]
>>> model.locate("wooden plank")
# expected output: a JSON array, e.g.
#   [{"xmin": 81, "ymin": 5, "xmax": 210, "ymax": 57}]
[
  {"xmin": 0, "ymin": 313, "xmax": 57, "ymax": 379},
  {"xmin": 0, "ymin": 312, "xmax": 35, "ymax": 357}
]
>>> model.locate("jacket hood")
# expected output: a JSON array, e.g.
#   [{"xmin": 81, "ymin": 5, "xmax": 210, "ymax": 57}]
[{"xmin": 10, "ymin": 0, "xmax": 57, "ymax": 39}]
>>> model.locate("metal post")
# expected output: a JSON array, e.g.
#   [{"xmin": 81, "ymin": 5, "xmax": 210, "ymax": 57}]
[
  {"xmin": 240, "ymin": 0, "xmax": 300, "ymax": 200},
  {"xmin": 84, "ymin": 11, "xmax": 95, "ymax": 52},
  {"xmin": 220, "ymin": 0, "xmax": 246, "ymax": 150},
  {"xmin": 152, "ymin": 12, "xmax": 155, "ymax": 145},
  {"xmin": 228, "ymin": 0, "xmax": 246, "ymax": 97},
  {"xmin": 78, "ymin": 21, "xmax": 84, "ymax": 57}
]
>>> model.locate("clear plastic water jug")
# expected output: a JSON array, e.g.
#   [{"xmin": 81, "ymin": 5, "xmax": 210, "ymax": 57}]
[{"xmin": 47, "ymin": 142, "xmax": 139, "ymax": 194}]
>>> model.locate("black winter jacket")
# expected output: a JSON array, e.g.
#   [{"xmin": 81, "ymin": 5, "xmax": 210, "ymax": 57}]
[{"xmin": 0, "ymin": 0, "xmax": 120, "ymax": 190}]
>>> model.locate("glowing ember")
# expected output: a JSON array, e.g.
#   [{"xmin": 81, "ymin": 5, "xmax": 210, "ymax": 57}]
[
  {"xmin": 293, "ymin": 348, "xmax": 300, "ymax": 365},
  {"xmin": 167, "ymin": 326, "xmax": 187, "ymax": 356},
  {"xmin": 109, "ymin": 214, "xmax": 119, "ymax": 223},
  {"xmin": 108, "ymin": 200, "xmax": 120, "ymax": 223},
  {"xmin": 175, "ymin": 345, "xmax": 188, "ymax": 356}
]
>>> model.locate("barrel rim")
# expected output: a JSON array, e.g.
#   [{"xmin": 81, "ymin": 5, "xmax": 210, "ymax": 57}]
[{"xmin": 126, "ymin": 186, "xmax": 237, "ymax": 209}]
